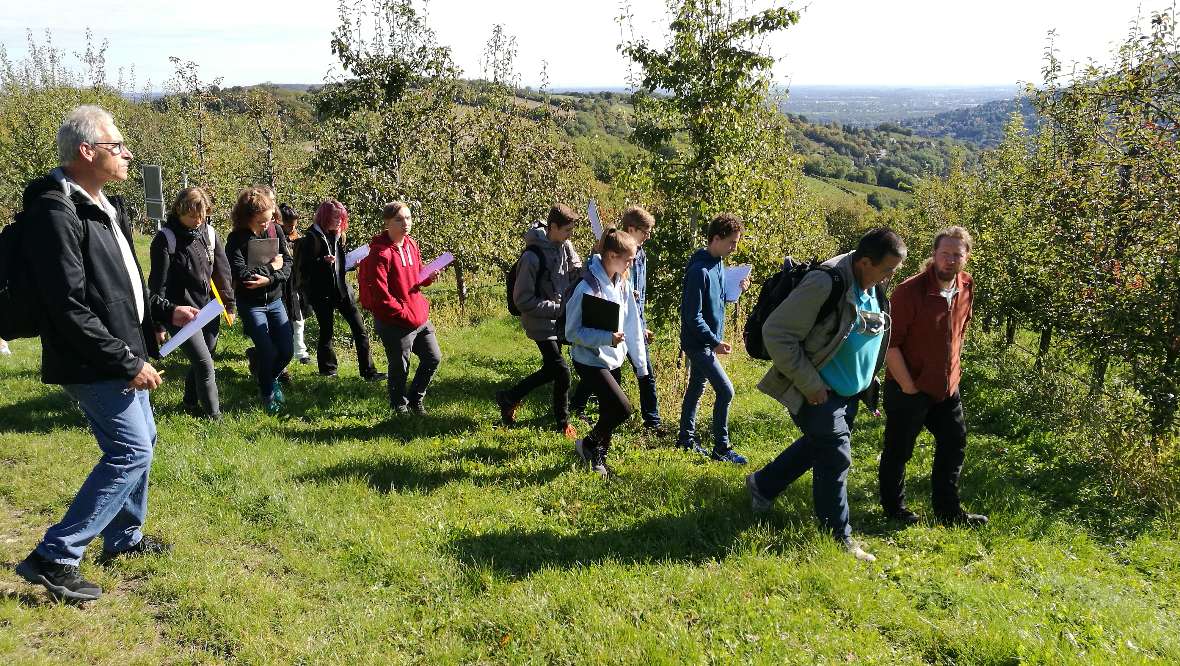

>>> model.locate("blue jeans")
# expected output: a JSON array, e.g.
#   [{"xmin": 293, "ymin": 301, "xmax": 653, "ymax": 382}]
[
  {"xmin": 678, "ymin": 347, "xmax": 734, "ymax": 452},
  {"xmin": 752, "ymin": 393, "xmax": 860, "ymax": 539},
  {"xmin": 37, "ymin": 380, "xmax": 157, "ymax": 564},
  {"xmin": 242, "ymin": 299, "xmax": 294, "ymax": 399}
]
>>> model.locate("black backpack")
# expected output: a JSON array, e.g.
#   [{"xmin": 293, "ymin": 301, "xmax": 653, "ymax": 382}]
[
  {"xmin": 743, "ymin": 257, "xmax": 845, "ymax": 361},
  {"xmin": 506, "ymin": 245, "xmax": 546, "ymax": 316},
  {"xmin": 0, "ymin": 190, "xmax": 76, "ymax": 340}
]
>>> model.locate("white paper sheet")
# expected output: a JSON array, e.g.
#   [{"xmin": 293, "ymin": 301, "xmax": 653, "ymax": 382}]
[
  {"xmin": 345, "ymin": 244, "xmax": 371, "ymax": 270},
  {"xmin": 159, "ymin": 300, "xmax": 224, "ymax": 357},
  {"xmin": 724, "ymin": 264, "xmax": 753, "ymax": 303},
  {"xmin": 588, "ymin": 199, "xmax": 603, "ymax": 240},
  {"xmin": 418, "ymin": 251, "xmax": 454, "ymax": 284}
]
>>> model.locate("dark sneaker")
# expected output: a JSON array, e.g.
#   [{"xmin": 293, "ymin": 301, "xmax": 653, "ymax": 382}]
[
  {"xmin": 364, "ymin": 372, "xmax": 387, "ymax": 382},
  {"xmin": 643, "ymin": 423, "xmax": 670, "ymax": 438},
  {"xmin": 391, "ymin": 404, "xmax": 410, "ymax": 415},
  {"xmin": 277, "ymin": 370, "xmax": 292, "ymax": 387},
  {"xmin": 746, "ymin": 473, "xmax": 773, "ymax": 513},
  {"xmin": 711, "ymin": 448, "xmax": 748, "ymax": 465},
  {"xmin": 15, "ymin": 551, "xmax": 102, "ymax": 602},
  {"xmin": 936, "ymin": 510, "xmax": 988, "ymax": 527},
  {"xmin": 408, "ymin": 402, "xmax": 426, "ymax": 416},
  {"xmin": 298, "ymin": 356, "xmax": 312, "ymax": 365},
  {"xmin": 557, "ymin": 422, "xmax": 578, "ymax": 440},
  {"xmin": 679, "ymin": 441, "xmax": 711, "ymax": 458},
  {"xmin": 589, "ymin": 447, "xmax": 613, "ymax": 479},
  {"xmin": 494, "ymin": 390, "xmax": 520, "ymax": 426},
  {"xmin": 99, "ymin": 535, "xmax": 172, "ymax": 564},
  {"xmin": 319, "ymin": 370, "xmax": 338, "ymax": 378},
  {"xmin": 839, "ymin": 537, "xmax": 877, "ymax": 563},
  {"xmin": 886, "ymin": 507, "xmax": 922, "ymax": 525}
]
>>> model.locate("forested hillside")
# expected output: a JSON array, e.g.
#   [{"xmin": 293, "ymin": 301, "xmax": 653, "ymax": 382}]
[{"xmin": 902, "ymin": 96, "xmax": 1039, "ymax": 146}]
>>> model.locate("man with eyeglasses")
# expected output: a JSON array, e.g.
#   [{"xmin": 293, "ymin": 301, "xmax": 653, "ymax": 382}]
[
  {"xmin": 745, "ymin": 228, "xmax": 906, "ymax": 562},
  {"xmin": 14, "ymin": 105, "xmax": 196, "ymax": 602},
  {"xmin": 878, "ymin": 226, "xmax": 987, "ymax": 528}
]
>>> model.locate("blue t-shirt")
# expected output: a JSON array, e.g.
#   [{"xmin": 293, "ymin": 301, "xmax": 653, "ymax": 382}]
[{"xmin": 819, "ymin": 285, "xmax": 884, "ymax": 397}]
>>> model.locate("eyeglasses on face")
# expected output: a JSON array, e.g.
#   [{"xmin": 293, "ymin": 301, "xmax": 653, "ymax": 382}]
[{"xmin": 90, "ymin": 141, "xmax": 129, "ymax": 156}]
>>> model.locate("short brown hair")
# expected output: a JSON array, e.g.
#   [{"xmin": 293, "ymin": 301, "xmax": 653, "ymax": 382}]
[
  {"xmin": 547, "ymin": 203, "xmax": 581, "ymax": 228},
  {"xmin": 933, "ymin": 226, "xmax": 973, "ymax": 254},
  {"xmin": 620, "ymin": 205, "xmax": 655, "ymax": 232},
  {"xmin": 706, "ymin": 213, "xmax": 743, "ymax": 242},
  {"xmin": 169, "ymin": 187, "xmax": 211, "ymax": 223},
  {"xmin": 231, "ymin": 186, "xmax": 276, "ymax": 231},
  {"xmin": 382, "ymin": 201, "xmax": 410, "ymax": 220}
]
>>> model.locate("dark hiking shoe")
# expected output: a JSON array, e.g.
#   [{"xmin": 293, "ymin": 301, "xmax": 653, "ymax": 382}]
[
  {"xmin": 936, "ymin": 510, "xmax": 989, "ymax": 527},
  {"xmin": 277, "ymin": 370, "xmax": 292, "ymax": 387},
  {"xmin": 298, "ymin": 356, "xmax": 312, "ymax": 365},
  {"xmin": 408, "ymin": 402, "xmax": 426, "ymax": 416},
  {"xmin": 319, "ymin": 370, "xmax": 338, "ymax": 378},
  {"xmin": 363, "ymin": 371, "xmax": 387, "ymax": 382},
  {"xmin": 99, "ymin": 535, "xmax": 172, "ymax": 564},
  {"xmin": 495, "ymin": 390, "xmax": 520, "ymax": 425},
  {"xmin": 678, "ymin": 440, "xmax": 711, "ymax": 458},
  {"xmin": 15, "ymin": 551, "xmax": 102, "ymax": 602},
  {"xmin": 711, "ymin": 448, "xmax": 748, "ymax": 465},
  {"xmin": 589, "ymin": 447, "xmax": 613, "ymax": 479},
  {"xmin": 886, "ymin": 507, "xmax": 922, "ymax": 525},
  {"xmin": 643, "ymin": 423, "xmax": 670, "ymax": 438}
]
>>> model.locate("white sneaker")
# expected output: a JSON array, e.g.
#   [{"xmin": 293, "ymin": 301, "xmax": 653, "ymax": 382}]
[
  {"xmin": 0, "ymin": 341, "xmax": 10, "ymax": 355},
  {"xmin": 840, "ymin": 537, "xmax": 876, "ymax": 563}
]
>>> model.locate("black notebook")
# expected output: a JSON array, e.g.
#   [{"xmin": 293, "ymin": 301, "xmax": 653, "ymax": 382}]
[
  {"xmin": 247, "ymin": 238, "xmax": 279, "ymax": 268},
  {"xmin": 581, "ymin": 294, "xmax": 621, "ymax": 332}
]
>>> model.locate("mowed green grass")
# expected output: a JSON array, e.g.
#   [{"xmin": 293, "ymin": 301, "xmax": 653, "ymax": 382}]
[{"xmin": 1, "ymin": 302, "xmax": 1178, "ymax": 663}]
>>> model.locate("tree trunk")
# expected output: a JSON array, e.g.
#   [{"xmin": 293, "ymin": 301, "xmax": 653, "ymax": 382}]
[
  {"xmin": 1089, "ymin": 354, "xmax": 1108, "ymax": 396},
  {"xmin": 982, "ymin": 314, "xmax": 994, "ymax": 334},
  {"xmin": 1035, "ymin": 326, "xmax": 1051, "ymax": 371},
  {"xmin": 454, "ymin": 261, "xmax": 468, "ymax": 310},
  {"xmin": 1004, "ymin": 317, "xmax": 1017, "ymax": 347}
]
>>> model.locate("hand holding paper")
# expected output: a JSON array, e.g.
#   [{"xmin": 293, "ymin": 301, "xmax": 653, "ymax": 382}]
[
  {"xmin": 159, "ymin": 300, "xmax": 224, "ymax": 357},
  {"xmin": 724, "ymin": 264, "xmax": 753, "ymax": 302},
  {"xmin": 345, "ymin": 244, "xmax": 370, "ymax": 270}
]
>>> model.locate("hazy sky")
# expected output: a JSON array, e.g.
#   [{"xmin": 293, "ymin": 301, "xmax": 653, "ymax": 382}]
[{"xmin": 0, "ymin": 0, "xmax": 1150, "ymax": 89}]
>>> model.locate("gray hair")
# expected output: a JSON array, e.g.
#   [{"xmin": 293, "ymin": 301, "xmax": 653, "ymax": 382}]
[{"xmin": 57, "ymin": 105, "xmax": 115, "ymax": 165}]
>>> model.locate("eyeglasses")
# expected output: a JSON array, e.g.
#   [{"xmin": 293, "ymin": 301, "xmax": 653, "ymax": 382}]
[{"xmin": 90, "ymin": 142, "xmax": 129, "ymax": 156}]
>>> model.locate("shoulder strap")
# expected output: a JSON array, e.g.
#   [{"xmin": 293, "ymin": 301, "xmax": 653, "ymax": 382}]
[{"xmin": 816, "ymin": 266, "xmax": 846, "ymax": 322}]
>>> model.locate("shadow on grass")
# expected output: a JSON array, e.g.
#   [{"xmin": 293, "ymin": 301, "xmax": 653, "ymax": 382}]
[
  {"xmin": 292, "ymin": 448, "xmax": 565, "ymax": 493},
  {"xmin": 449, "ymin": 503, "xmax": 755, "ymax": 577},
  {"xmin": 0, "ymin": 586, "xmax": 57, "ymax": 607},
  {"xmin": 0, "ymin": 390, "xmax": 78, "ymax": 434}
]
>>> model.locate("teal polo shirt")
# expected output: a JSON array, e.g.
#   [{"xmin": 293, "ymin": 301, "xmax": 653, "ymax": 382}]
[{"xmin": 819, "ymin": 284, "xmax": 883, "ymax": 397}]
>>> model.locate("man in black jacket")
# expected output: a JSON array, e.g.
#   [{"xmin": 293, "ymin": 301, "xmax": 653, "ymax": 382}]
[
  {"xmin": 297, "ymin": 199, "xmax": 382, "ymax": 380},
  {"xmin": 14, "ymin": 105, "xmax": 197, "ymax": 602}
]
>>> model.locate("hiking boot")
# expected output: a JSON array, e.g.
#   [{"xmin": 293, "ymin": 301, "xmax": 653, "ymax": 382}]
[
  {"xmin": 99, "ymin": 535, "xmax": 172, "ymax": 564},
  {"xmin": 678, "ymin": 440, "xmax": 711, "ymax": 458},
  {"xmin": 495, "ymin": 390, "xmax": 520, "ymax": 425},
  {"xmin": 277, "ymin": 370, "xmax": 292, "ymax": 387},
  {"xmin": 886, "ymin": 507, "xmax": 922, "ymax": 525},
  {"xmin": 298, "ymin": 356, "xmax": 312, "ymax": 365},
  {"xmin": 589, "ymin": 447, "xmax": 613, "ymax": 479},
  {"xmin": 558, "ymin": 422, "xmax": 578, "ymax": 440},
  {"xmin": 746, "ymin": 473, "xmax": 773, "ymax": 513},
  {"xmin": 363, "ymin": 371, "xmax": 387, "ymax": 382},
  {"xmin": 711, "ymin": 448, "xmax": 748, "ymax": 465},
  {"xmin": 391, "ymin": 404, "xmax": 410, "ymax": 416},
  {"xmin": 840, "ymin": 537, "xmax": 877, "ymax": 563},
  {"xmin": 15, "ymin": 551, "xmax": 102, "ymax": 602},
  {"xmin": 936, "ymin": 510, "xmax": 988, "ymax": 527},
  {"xmin": 644, "ymin": 423, "xmax": 670, "ymax": 438},
  {"xmin": 408, "ymin": 402, "xmax": 426, "ymax": 416}
]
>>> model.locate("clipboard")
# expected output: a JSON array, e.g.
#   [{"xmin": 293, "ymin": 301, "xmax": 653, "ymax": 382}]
[
  {"xmin": 581, "ymin": 294, "xmax": 620, "ymax": 332},
  {"xmin": 247, "ymin": 238, "xmax": 279, "ymax": 268}
]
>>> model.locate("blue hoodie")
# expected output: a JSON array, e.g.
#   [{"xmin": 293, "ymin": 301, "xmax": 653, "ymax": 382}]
[
  {"xmin": 680, "ymin": 248, "xmax": 727, "ymax": 350},
  {"xmin": 565, "ymin": 255, "xmax": 649, "ymax": 374}
]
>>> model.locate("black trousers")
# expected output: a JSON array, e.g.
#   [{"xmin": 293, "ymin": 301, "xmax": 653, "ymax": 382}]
[
  {"xmin": 505, "ymin": 340, "xmax": 570, "ymax": 425},
  {"xmin": 573, "ymin": 362, "xmax": 632, "ymax": 450},
  {"xmin": 878, "ymin": 379, "xmax": 968, "ymax": 517},
  {"xmin": 570, "ymin": 353, "xmax": 661, "ymax": 427},
  {"xmin": 310, "ymin": 294, "xmax": 376, "ymax": 377}
]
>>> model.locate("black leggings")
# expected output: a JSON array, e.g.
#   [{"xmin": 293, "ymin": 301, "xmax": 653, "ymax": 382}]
[
  {"xmin": 506, "ymin": 340, "xmax": 571, "ymax": 424},
  {"xmin": 573, "ymin": 362, "xmax": 633, "ymax": 449}
]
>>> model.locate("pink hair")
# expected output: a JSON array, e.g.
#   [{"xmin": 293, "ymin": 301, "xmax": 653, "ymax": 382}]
[{"xmin": 315, "ymin": 199, "xmax": 349, "ymax": 232}]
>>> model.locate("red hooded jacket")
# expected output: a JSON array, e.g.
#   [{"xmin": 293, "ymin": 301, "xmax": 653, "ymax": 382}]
[{"xmin": 358, "ymin": 232, "xmax": 430, "ymax": 329}]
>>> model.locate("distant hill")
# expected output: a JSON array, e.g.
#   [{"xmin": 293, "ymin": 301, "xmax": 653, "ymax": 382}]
[{"xmin": 902, "ymin": 97, "xmax": 1039, "ymax": 147}]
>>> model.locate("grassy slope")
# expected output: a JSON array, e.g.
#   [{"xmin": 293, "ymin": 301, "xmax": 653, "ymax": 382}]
[
  {"xmin": 803, "ymin": 176, "xmax": 913, "ymax": 210},
  {"xmin": 0, "ymin": 262, "xmax": 1177, "ymax": 662}
]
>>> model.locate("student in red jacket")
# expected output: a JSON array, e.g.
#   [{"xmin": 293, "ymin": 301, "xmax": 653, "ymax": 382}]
[{"xmin": 358, "ymin": 201, "xmax": 443, "ymax": 415}]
